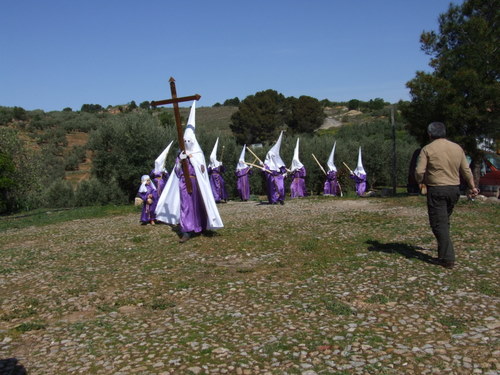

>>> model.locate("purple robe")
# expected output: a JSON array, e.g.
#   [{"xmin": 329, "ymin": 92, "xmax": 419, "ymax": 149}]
[
  {"xmin": 150, "ymin": 170, "xmax": 169, "ymax": 198},
  {"xmin": 290, "ymin": 167, "xmax": 307, "ymax": 198},
  {"xmin": 264, "ymin": 164, "xmax": 286, "ymax": 204},
  {"xmin": 235, "ymin": 167, "xmax": 253, "ymax": 201},
  {"xmin": 138, "ymin": 184, "xmax": 158, "ymax": 223},
  {"xmin": 208, "ymin": 165, "xmax": 228, "ymax": 202},
  {"xmin": 175, "ymin": 157, "xmax": 207, "ymax": 233},
  {"xmin": 350, "ymin": 173, "xmax": 367, "ymax": 196},
  {"xmin": 324, "ymin": 170, "xmax": 341, "ymax": 196},
  {"xmin": 153, "ymin": 176, "xmax": 166, "ymax": 197}
]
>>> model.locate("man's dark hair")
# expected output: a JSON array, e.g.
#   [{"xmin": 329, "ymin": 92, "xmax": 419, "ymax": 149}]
[{"xmin": 427, "ymin": 122, "xmax": 446, "ymax": 139}]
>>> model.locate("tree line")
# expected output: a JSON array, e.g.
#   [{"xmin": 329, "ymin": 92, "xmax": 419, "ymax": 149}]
[{"xmin": 0, "ymin": 104, "xmax": 417, "ymax": 214}]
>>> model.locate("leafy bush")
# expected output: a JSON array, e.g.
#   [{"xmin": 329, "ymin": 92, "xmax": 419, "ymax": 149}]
[
  {"xmin": 88, "ymin": 112, "xmax": 177, "ymax": 200},
  {"xmin": 74, "ymin": 178, "xmax": 127, "ymax": 206},
  {"xmin": 65, "ymin": 145, "xmax": 86, "ymax": 171},
  {"xmin": 43, "ymin": 180, "xmax": 75, "ymax": 208}
]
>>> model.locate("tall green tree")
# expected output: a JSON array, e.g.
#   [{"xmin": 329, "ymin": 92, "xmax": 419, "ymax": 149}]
[
  {"xmin": 0, "ymin": 152, "xmax": 16, "ymax": 213},
  {"xmin": 286, "ymin": 96, "xmax": 326, "ymax": 134},
  {"xmin": 0, "ymin": 128, "xmax": 45, "ymax": 212},
  {"xmin": 401, "ymin": 0, "xmax": 500, "ymax": 181},
  {"xmin": 230, "ymin": 89, "xmax": 286, "ymax": 145}
]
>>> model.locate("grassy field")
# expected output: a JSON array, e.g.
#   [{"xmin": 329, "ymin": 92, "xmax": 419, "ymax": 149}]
[{"xmin": 0, "ymin": 196, "xmax": 498, "ymax": 374}]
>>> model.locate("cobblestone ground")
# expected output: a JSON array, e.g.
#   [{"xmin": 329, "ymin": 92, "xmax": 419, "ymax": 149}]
[{"xmin": 0, "ymin": 197, "xmax": 498, "ymax": 374}]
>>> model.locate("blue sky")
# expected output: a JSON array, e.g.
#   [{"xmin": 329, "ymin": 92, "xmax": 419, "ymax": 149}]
[{"xmin": 0, "ymin": 0, "xmax": 458, "ymax": 111}]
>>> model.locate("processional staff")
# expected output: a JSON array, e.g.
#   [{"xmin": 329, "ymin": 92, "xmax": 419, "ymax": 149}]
[{"xmin": 311, "ymin": 153, "xmax": 327, "ymax": 176}]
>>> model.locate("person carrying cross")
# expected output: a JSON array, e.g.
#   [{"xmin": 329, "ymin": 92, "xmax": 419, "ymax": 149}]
[{"xmin": 155, "ymin": 101, "xmax": 223, "ymax": 242}]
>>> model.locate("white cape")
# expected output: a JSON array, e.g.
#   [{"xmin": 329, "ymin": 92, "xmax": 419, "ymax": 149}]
[{"xmin": 155, "ymin": 157, "xmax": 223, "ymax": 229}]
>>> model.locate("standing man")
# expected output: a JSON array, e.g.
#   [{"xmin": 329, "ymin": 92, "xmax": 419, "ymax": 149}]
[{"xmin": 415, "ymin": 122, "xmax": 479, "ymax": 269}]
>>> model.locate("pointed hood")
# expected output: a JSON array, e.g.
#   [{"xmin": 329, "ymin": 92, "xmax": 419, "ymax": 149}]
[
  {"xmin": 183, "ymin": 101, "xmax": 203, "ymax": 157},
  {"xmin": 153, "ymin": 140, "xmax": 174, "ymax": 175},
  {"xmin": 354, "ymin": 147, "xmax": 366, "ymax": 176},
  {"xmin": 326, "ymin": 142, "xmax": 337, "ymax": 172},
  {"xmin": 290, "ymin": 138, "xmax": 304, "ymax": 171},
  {"xmin": 264, "ymin": 131, "xmax": 285, "ymax": 171},
  {"xmin": 209, "ymin": 137, "xmax": 221, "ymax": 169},
  {"xmin": 236, "ymin": 144, "xmax": 248, "ymax": 171}
]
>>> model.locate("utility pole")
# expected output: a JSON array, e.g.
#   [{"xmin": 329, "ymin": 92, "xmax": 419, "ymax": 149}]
[{"xmin": 391, "ymin": 105, "xmax": 397, "ymax": 195}]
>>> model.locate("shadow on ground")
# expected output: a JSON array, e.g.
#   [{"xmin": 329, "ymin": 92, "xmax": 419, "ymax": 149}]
[
  {"xmin": 0, "ymin": 358, "xmax": 27, "ymax": 375},
  {"xmin": 366, "ymin": 240, "xmax": 435, "ymax": 264}
]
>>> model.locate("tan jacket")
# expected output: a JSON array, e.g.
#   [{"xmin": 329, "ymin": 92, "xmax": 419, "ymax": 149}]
[{"xmin": 415, "ymin": 138, "xmax": 474, "ymax": 188}]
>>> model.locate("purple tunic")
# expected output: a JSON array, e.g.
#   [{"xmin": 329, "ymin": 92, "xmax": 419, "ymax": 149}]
[
  {"xmin": 235, "ymin": 167, "xmax": 253, "ymax": 201},
  {"xmin": 175, "ymin": 157, "xmax": 207, "ymax": 233},
  {"xmin": 264, "ymin": 164, "xmax": 286, "ymax": 204},
  {"xmin": 324, "ymin": 170, "xmax": 341, "ymax": 196},
  {"xmin": 153, "ymin": 176, "xmax": 166, "ymax": 197},
  {"xmin": 138, "ymin": 184, "xmax": 158, "ymax": 223},
  {"xmin": 208, "ymin": 165, "xmax": 228, "ymax": 202},
  {"xmin": 290, "ymin": 167, "xmax": 307, "ymax": 198},
  {"xmin": 350, "ymin": 173, "xmax": 367, "ymax": 196},
  {"xmin": 150, "ymin": 170, "xmax": 169, "ymax": 198}
]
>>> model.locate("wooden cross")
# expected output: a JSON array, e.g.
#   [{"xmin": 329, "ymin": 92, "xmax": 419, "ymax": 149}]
[{"xmin": 151, "ymin": 77, "xmax": 201, "ymax": 193}]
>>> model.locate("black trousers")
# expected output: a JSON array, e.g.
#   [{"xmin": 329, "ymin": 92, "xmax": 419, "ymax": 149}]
[{"xmin": 426, "ymin": 185, "xmax": 460, "ymax": 262}]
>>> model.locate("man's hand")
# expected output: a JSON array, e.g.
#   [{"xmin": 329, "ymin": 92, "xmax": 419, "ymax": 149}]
[
  {"xmin": 179, "ymin": 151, "xmax": 188, "ymax": 160},
  {"xmin": 468, "ymin": 187, "xmax": 479, "ymax": 199}
]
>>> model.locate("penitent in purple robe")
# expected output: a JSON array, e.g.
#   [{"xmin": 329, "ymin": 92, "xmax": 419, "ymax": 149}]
[
  {"xmin": 264, "ymin": 164, "xmax": 286, "ymax": 204},
  {"xmin": 324, "ymin": 170, "xmax": 341, "ymax": 196},
  {"xmin": 235, "ymin": 167, "xmax": 253, "ymax": 201},
  {"xmin": 139, "ymin": 183, "xmax": 158, "ymax": 224},
  {"xmin": 290, "ymin": 166, "xmax": 307, "ymax": 198},
  {"xmin": 350, "ymin": 173, "xmax": 367, "ymax": 196},
  {"xmin": 175, "ymin": 157, "xmax": 208, "ymax": 233},
  {"xmin": 208, "ymin": 165, "xmax": 228, "ymax": 202}
]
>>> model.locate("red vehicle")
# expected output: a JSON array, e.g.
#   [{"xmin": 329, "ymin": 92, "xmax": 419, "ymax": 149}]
[{"xmin": 478, "ymin": 152, "xmax": 500, "ymax": 198}]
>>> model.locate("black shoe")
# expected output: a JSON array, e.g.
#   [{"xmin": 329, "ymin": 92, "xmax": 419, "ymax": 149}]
[
  {"xmin": 179, "ymin": 233, "xmax": 191, "ymax": 243},
  {"xmin": 431, "ymin": 258, "xmax": 454, "ymax": 269},
  {"xmin": 279, "ymin": 200, "xmax": 284, "ymax": 205},
  {"xmin": 442, "ymin": 261, "xmax": 455, "ymax": 269}
]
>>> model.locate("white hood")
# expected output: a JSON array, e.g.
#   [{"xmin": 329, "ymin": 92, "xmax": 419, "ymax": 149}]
[
  {"xmin": 354, "ymin": 146, "xmax": 366, "ymax": 176},
  {"xmin": 236, "ymin": 144, "xmax": 248, "ymax": 171},
  {"xmin": 154, "ymin": 140, "xmax": 174, "ymax": 174},
  {"xmin": 139, "ymin": 174, "xmax": 156, "ymax": 193},
  {"xmin": 327, "ymin": 142, "xmax": 337, "ymax": 172},
  {"xmin": 209, "ymin": 137, "xmax": 222, "ymax": 169},
  {"xmin": 264, "ymin": 131, "xmax": 285, "ymax": 171},
  {"xmin": 290, "ymin": 138, "xmax": 304, "ymax": 171}
]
